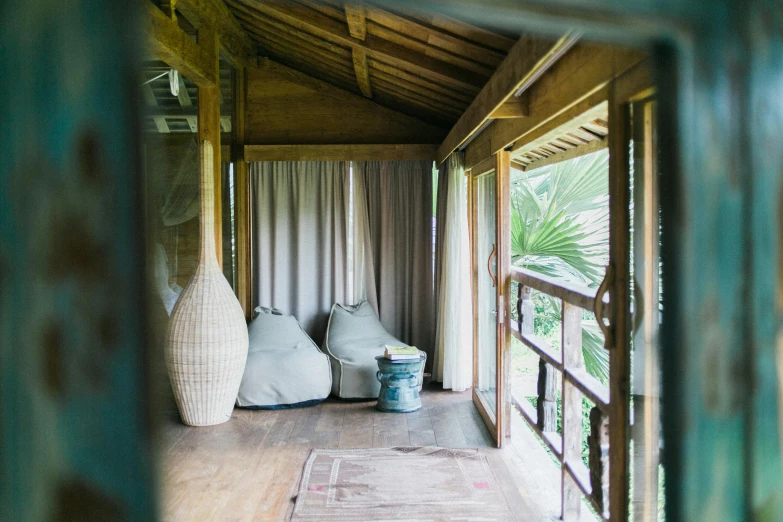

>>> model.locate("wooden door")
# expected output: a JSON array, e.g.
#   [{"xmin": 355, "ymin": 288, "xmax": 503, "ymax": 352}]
[{"xmin": 469, "ymin": 152, "xmax": 511, "ymax": 447}]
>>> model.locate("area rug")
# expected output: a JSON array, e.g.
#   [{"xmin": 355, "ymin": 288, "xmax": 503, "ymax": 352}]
[{"xmin": 290, "ymin": 446, "xmax": 515, "ymax": 521}]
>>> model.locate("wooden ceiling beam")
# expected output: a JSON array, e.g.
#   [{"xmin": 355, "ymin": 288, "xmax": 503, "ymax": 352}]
[
  {"xmin": 436, "ymin": 33, "xmax": 578, "ymax": 164},
  {"xmin": 245, "ymin": 144, "xmax": 437, "ymax": 162},
  {"xmin": 143, "ymin": 2, "xmax": 217, "ymax": 86},
  {"xmin": 232, "ymin": 0, "xmax": 486, "ymax": 91},
  {"xmin": 471, "ymin": 48, "xmax": 648, "ymax": 164},
  {"xmin": 345, "ymin": 4, "xmax": 372, "ymax": 98},
  {"xmin": 352, "ymin": 49, "xmax": 373, "ymax": 98},
  {"xmin": 344, "ymin": 4, "xmax": 367, "ymax": 40},
  {"xmin": 174, "ymin": 0, "xmax": 255, "ymax": 65},
  {"xmin": 490, "ymin": 94, "xmax": 530, "ymax": 118}
]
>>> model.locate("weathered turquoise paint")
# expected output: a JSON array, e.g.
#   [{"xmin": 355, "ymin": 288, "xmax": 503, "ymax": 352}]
[
  {"xmin": 392, "ymin": 1, "xmax": 783, "ymax": 520},
  {"xmin": 0, "ymin": 1, "xmax": 158, "ymax": 521},
  {"xmin": 375, "ymin": 356, "xmax": 424, "ymax": 413}
]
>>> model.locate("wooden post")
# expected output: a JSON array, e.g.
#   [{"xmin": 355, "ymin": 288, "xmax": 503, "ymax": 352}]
[
  {"xmin": 496, "ymin": 149, "xmax": 512, "ymax": 443},
  {"xmin": 588, "ymin": 406, "xmax": 610, "ymax": 518},
  {"xmin": 607, "ymin": 79, "xmax": 632, "ymax": 522},
  {"xmin": 561, "ymin": 302, "xmax": 584, "ymax": 520},
  {"xmin": 197, "ymin": 27, "xmax": 222, "ymax": 269},
  {"xmin": 518, "ymin": 284, "xmax": 533, "ymax": 334},
  {"xmin": 537, "ymin": 359, "xmax": 557, "ymax": 433},
  {"xmin": 233, "ymin": 66, "xmax": 252, "ymax": 318}
]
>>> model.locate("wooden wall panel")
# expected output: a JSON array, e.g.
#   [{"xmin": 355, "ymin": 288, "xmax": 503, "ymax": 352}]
[{"xmin": 245, "ymin": 60, "xmax": 448, "ymax": 145}]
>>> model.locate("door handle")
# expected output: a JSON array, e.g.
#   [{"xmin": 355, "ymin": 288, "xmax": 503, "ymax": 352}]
[
  {"xmin": 487, "ymin": 243, "xmax": 497, "ymax": 288},
  {"xmin": 594, "ymin": 263, "xmax": 614, "ymax": 349}
]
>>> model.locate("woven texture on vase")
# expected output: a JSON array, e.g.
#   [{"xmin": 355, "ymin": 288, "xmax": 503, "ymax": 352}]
[{"xmin": 165, "ymin": 140, "xmax": 248, "ymax": 426}]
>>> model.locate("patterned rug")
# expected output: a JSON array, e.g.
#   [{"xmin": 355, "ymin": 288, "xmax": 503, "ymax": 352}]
[{"xmin": 290, "ymin": 446, "xmax": 515, "ymax": 521}]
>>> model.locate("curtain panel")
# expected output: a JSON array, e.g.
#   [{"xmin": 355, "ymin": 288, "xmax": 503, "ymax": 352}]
[
  {"xmin": 433, "ymin": 153, "xmax": 474, "ymax": 391},
  {"xmin": 250, "ymin": 161, "xmax": 350, "ymax": 344},
  {"xmin": 355, "ymin": 160, "xmax": 435, "ymax": 370}
]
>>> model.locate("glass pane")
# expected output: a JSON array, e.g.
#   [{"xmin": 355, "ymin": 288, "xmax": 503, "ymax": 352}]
[
  {"xmin": 141, "ymin": 62, "xmax": 199, "ymax": 417},
  {"xmin": 475, "ymin": 172, "xmax": 497, "ymax": 416}
]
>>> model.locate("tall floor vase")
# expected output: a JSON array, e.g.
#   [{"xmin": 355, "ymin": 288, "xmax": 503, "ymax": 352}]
[{"xmin": 165, "ymin": 140, "xmax": 248, "ymax": 426}]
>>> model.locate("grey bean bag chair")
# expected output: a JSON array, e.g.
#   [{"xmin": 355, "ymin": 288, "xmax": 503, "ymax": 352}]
[
  {"xmin": 236, "ymin": 307, "xmax": 331, "ymax": 409},
  {"xmin": 323, "ymin": 300, "xmax": 426, "ymax": 399}
]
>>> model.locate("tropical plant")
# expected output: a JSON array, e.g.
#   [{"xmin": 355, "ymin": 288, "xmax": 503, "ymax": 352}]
[{"xmin": 511, "ymin": 150, "xmax": 610, "ymax": 382}]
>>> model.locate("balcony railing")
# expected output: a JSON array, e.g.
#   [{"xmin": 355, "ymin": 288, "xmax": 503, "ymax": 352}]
[{"xmin": 509, "ymin": 266, "xmax": 611, "ymax": 520}]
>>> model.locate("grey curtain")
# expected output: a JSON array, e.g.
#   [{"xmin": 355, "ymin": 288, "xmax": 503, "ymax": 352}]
[
  {"xmin": 250, "ymin": 161, "xmax": 350, "ymax": 343},
  {"xmin": 356, "ymin": 160, "xmax": 435, "ymax": 370}
]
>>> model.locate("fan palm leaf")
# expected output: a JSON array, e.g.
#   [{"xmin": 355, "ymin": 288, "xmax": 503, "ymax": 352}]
[{"xmin": 511, "ymin": 149, "xmax": 610, "ymax": 382}]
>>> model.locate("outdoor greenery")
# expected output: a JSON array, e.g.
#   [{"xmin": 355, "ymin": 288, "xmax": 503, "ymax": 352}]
[{"xmin": 510, "ymin": 150, "xmax": 610, "ymax": 383}]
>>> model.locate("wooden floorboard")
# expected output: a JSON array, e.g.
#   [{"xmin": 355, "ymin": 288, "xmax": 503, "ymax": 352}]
[{"xmin": 161, "ymin": 383, "xmax": 585, "ymax": 521}]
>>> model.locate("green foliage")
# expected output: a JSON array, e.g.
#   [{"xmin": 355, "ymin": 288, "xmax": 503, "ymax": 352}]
[
  {"xmin": 511, "ymin": 150, "xmax": 610, "ymax": 382},
  {"xmin": 528, "ymin": 394, "xmax": 594, "ymax": 467}
]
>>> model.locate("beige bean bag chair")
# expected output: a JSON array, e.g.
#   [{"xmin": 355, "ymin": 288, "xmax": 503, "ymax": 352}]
[
  {"xmin": 322, "ymin": 301, "xmax": 425, "ymax": 399},
  {"xmin": 236, "ymin": 307, "xmax": 331, "ymax": 409}
]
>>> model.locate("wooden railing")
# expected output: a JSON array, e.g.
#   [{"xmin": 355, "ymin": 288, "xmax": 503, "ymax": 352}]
[{"xmin": 509, "ymin": 266, "xmax": 610, "ymax": 520}]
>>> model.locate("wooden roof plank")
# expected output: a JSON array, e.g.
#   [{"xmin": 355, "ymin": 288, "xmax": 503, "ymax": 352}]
[
  {"xmin": 365, "ymin": 21, "xmax": 495, "ymax": 77},
  {"xmin": 229, "ymin": 2, "xmax": 351, "ymax": 57},
  {"xmin": 363, "ymin": 5, "xmax": 506, "ymax": 67},
  {"xmin": 254, "ymin": 58, "xmax": 450, "ymax": 131},
  {"xmin": 230, "ymin": 0, "xmax": 486, "ymax": 91},
  {"xmin": 368, "ymin": 59, "xmax": 475, "ymax": 102},
  {"xmin": 369, "ymin": 68, "xmax": 472, "ymax": 107},
  {"xmin": 386, "ymin": 6, "xmax": 517, "ymax": 52}
]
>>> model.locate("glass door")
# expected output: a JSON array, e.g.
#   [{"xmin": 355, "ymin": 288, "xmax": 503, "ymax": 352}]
[
  {"xmin": 470, "ymin": 152, "xmax": 510, "ymax": 447},
  {"xmin": 474, "ymin": 169, "xmax": 497, "ymax": 417}
]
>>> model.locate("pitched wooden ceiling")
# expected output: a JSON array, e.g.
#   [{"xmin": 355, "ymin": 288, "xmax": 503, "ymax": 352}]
[{"xmin": 224, "ymin": 0, "xmax": 518, "ymax": 128}]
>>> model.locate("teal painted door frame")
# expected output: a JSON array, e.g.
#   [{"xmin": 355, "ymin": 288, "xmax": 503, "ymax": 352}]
[{"xmin": 0, "ymin": 1, "xmax": 158, "ymax": 520}]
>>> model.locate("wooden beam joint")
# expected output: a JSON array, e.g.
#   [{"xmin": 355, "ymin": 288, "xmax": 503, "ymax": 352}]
[
  {"xmin": 344, "ymin": 3, "xmax": 367, "ymax": 41},
  {"xmin": 352, "ymin": 48, "xmax": 372, "ymax": 98}
]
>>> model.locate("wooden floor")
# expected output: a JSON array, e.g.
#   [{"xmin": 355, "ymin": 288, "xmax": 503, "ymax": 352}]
[{"xmin": 159, "ymin": 383, "xmax": 593, "ymax": 521}]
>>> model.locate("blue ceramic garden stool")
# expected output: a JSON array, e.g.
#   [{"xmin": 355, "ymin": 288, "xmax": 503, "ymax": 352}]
[{"xmin": 375, "ymin": 355, "xmax": 424, "ymax": 413}]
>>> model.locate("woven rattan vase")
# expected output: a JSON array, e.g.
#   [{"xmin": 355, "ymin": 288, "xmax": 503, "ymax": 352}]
[{"xmin": 165, "ymin": 140, "xmax": 248, "ymax": 426}]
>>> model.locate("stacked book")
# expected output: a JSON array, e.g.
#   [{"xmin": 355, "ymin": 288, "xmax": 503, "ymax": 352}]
[{"xmin": 384, "ymin": 345, "xmax": 420, "ymax": 361}]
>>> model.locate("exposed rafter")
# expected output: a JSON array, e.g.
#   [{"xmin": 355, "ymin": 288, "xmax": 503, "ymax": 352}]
[
  {"xmin": 352, "ymin": 48, "xmax": 372, "ymax": 98},
  {"xmin": 140, "ymin": 83, "xmax": 170, "ymax": 133},
  {"xmin": 174, "ymin": 0, "xmax": 256, "ymax": 65},
  {"xmin": 436, "ymin": 33, "xmax": 579, "ymax": 164},
  {"xmin": 232, "ymin": 0, "xmax": 486, "ymax": 91},
  {"xmin": 344, "ymin": 3, "xmax": 367, "ymax": 40},
  {"xmin": 143, "ymin": 2, "xmax": 217, "ymax": 86}
]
